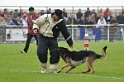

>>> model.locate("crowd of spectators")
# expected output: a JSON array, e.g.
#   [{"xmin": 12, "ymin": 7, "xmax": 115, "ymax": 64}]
[{"xmin": 0, "ymin": 7, "xmax": 124, "ymax": 28}]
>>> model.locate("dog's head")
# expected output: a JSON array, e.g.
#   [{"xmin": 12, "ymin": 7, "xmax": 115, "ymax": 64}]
[{"xmin": 55, "ymin": 47, "xmax": 69, "ymax": 54}]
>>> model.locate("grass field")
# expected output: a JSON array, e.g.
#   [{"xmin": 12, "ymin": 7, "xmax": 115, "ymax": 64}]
[{"xmin": 0, "ymin": 42, "xmax": 124, "ymax": 82}]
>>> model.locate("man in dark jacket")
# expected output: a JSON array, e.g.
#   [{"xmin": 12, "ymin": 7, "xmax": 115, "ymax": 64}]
[
  {"xmin": 21, "ymin": 7, "xmax": 39, "ymax": 53},
  {"xmin": 33, "ymin": 9, "xmax": 74, "ymax": 73}
]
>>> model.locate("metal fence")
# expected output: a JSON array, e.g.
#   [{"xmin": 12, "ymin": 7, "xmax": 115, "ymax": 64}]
[
  {"xmin": 0, "ymin": 24, "xmax": 124, "ymax": 43},
  {"xmin": 0, "ymin": 6, "xmax": 124, "ymax": 14}
]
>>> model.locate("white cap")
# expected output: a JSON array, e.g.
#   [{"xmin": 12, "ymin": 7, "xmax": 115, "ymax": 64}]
[{"xmin": 85, "ymin": 34, "xmax": 88, "ymax": 37}]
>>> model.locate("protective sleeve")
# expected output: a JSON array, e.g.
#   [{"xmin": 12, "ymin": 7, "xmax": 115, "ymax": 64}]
[{"xmin": 57, "ymin": 20, "xmax": 73, "ymax": 46}]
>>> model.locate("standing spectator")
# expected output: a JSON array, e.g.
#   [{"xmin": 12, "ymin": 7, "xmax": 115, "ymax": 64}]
[
  {"xmin": 33, "ymin": 9, "xmax": 73, "ymax": 73},
  {"xmin": 117, "ymin": 12, "xmax": 124, "ymax": 40},
  {"xmin": 2, "ymin": 8, "xmax": 8, "ymax": 17},
  {"xmin": 110, "ymin": 15, "xmax": 119, "ymax": 42},
  {"xmin": 18, "ymin": 9, "xmax": 23, "ymax": 17},
  {"xmin": 99, "ymin": 8, "xmax": 103, "ymax": 13},
  {"xmin": 105, "ymin": 11, "xmax": 113, "ymax": 24},
  {"xmin": 84, "ymin": 7, "xmax": 92, "ymax": 20},
  {"xmin": 21, "ymin": 7, "xmax": 39, "ymax": 53},
  {"xmin": 46, "ymin": 8, "xmax": 51, "ymax": 14},
  {"xmin": 103, "ymin": 7, "xmax": 112, "ymax": 17},
  {"xmin": 91, "ymin": 9, "xmax": 97, "ymax": 18},
  {"xmin": 122, "ymin": 9, "xmax": 124, "ymax": 16},
  {"xmin": 0, "ymin": 10, "xmax": 2, "ymax": 16},
  {"xmin": 21, "ymin": 13, "xmax": 28, "ymax": 27},
  {"xmin": 62, "ymin": 8, "xmax": 68, "ymax": 18},
  {"xmin": 76, "ymin": 8, "xmax": 83, "ymax": 23},
  {"xmin": 12, "ymin": 9, "xmax": 19, "ymax": 19},
  {"xmin": 62, "ymin": 8, "xmax": 68, "ymax": 24},
  {"xmin": 96, "ymin": 16, "xmax": 107, "ymax": 39},
  {"xmin": 117, "ymin": 12, "xmax": 124, "ymax": 24}
]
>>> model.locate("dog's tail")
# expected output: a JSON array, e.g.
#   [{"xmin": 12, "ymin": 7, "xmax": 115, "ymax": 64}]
[{"xmin": 96, "ymin": 46, "xmax": 107, "ymax": 59}]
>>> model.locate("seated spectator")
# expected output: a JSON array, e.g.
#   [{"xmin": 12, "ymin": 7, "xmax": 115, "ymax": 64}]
[
  {"xmin": 16, "ymin": 16, "xmax": 22, "ymax": 25},
  {"xmin": 8, "ymin": 13, "xmax": 18, "ymax": 25},
  {"xmin": 91, "ymin": 13, "xmax": 96, "ymax": 24},
  {"xmin": 76, "ymin": 8, "xmax": 83, "ymax": 23},
  {"xmin": 21, "ymin": 13, "xmax": 28, "ymax": 27},
  {"xmin": 67, "ymin": 13, "xmax": 78, "ymax": 25},
  {"xmin": 0, "ymin": 16, "xmax": 7, "ymax": 27},
  {"xmin": 78, "ymin": 15, "xmax": 86, "ymax": 25},
  {"xmin": 105, "ymin": 11, "xmax": 113, "ymax": 24},
  {"xmin": 104, "ymin": 7, "xmax": 112, "ymax": 17},
  {"xmin": 85, "ymin": 15, "xmax": 94, "ymax": 25},
  {"xmin": 7, "ymin": 18, "xmax": 15, "ymax": 25},
  {"xmin": 39, "ymin": 10, "xmax": 45, "ymax": 16},
  {"xmin": 95, "ymin": 13, "xmax": 101, "ymax": 23},
  {"xmin": 110, "ymin": 15, "xmax": 119, "ymax": 26},
  {"xmin": 96, "ymin": 15, "xmax": 106, "ymax": 28},
  {"xmin": 3, "ymin": 14, "xmax": 9, "ymax": 22},
  {"xmin": 12, "ymin": 9, "xmax": 19, "ymax": 19}
]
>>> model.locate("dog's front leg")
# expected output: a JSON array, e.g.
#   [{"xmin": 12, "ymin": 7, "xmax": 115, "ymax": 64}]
[
  {"xmin": 64, "ymin": 66, "xmax": 76, "ymax": 73},
  {"xmin": 57, "ymin": 63, "xmax": 71, "ymax": 73},
  {"xmin": 82, "ymin": 67, "xmax": 91, "ymax": 73}
]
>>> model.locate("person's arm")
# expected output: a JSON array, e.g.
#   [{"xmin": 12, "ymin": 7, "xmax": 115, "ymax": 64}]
[
  {"xmin": 33, "ymin": 15, "xmax": 46, "ymax": 33},
  {"xmin": 58, "ymin": 20, "xmax": 73, "ymax": 48}
]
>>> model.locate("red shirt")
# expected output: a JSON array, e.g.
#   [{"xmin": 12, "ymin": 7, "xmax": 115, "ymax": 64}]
[{"xmin": 27, "ymin": 13, "xmax": 39, "ymax": 35}]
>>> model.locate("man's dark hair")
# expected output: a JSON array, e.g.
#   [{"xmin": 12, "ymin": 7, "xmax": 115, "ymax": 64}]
[{"xmin": 29, "ymin": 7, "xmax": 34, "ymax": 11}]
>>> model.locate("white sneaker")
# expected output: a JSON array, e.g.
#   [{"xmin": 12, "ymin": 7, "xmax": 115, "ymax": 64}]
[
  {"xmin": 41, "ymin": 68, "xmax": 46, "ymax": 73},
  {"xmin": 20, "ymin": 50, "xmax": 26, "ymax": 53}
]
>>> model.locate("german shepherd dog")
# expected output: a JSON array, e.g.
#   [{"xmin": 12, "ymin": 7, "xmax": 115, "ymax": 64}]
[{"xmin": 56, "ymin": 46, "xmax": 107, "ymax": 74}]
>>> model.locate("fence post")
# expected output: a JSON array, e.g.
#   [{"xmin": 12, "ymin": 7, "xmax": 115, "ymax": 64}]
[{"xmin": 107, "ymin": 24, "xmax": 110, "ymax": 42}]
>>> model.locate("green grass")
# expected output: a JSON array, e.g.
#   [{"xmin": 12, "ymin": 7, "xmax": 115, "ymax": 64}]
[{"xmin": 0, "ymin": 42, "xmax": 124, "ymax": 82}]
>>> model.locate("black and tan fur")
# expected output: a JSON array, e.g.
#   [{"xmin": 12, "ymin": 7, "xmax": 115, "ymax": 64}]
[{"xmin": 56, "ymin": 46, "xmax": 107, "ymax": 74}]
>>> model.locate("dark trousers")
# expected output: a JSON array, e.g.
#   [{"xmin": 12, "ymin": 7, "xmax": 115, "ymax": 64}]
[
  {"xmin": 23, "ymin": 34, "xmax": 38, "ymax": 52},
  {"xmin": 37, "ymin": 34, "xmax": 59, "ymax": 64}
]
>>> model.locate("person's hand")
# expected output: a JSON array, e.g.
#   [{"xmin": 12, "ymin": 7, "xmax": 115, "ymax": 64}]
[
  {"xmin": 70, "ymin": 45, "xmax": 76, "ymax": 50},
  {"xmin": 33, "ymin": 28, "xmax": 38, "ymax": 33}
]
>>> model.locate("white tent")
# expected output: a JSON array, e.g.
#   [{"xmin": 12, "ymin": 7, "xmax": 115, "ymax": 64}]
[{"xmin": 0, "ymin": 0, "xmax": 123, "ymax": 6}]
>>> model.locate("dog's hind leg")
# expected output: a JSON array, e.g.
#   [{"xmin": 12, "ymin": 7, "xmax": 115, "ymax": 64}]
[
  {"xmin": 64, "ymin": 66, "xmax": 76, "ymax": 73},
  {"xmin": 57, "ymin": 63, "xmax": 71, "ymax": 73},
  {"xmin": 86, "ymin": 57, "xmax": 95, "ymax": 74}
]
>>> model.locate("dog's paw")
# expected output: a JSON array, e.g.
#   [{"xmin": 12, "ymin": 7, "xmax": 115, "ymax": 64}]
[
  {"xmin": 64, "ymin": 71, "xmax": 68, "ymax": 73},
  {"xmin": 57, "ymin": 71, "xmax": 61, "ymax": 73},
  {"xmin": 90, "ymin": 71, "xmax": 95, "ymax": 74}
]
